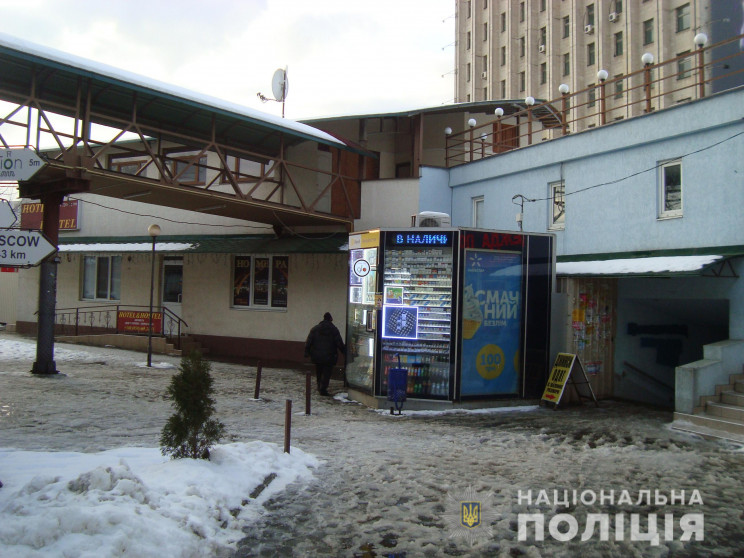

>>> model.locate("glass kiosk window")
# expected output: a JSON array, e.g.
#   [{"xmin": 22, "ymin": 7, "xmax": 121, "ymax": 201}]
[
  {"xmin": 380, "ymin": 232, "xmax": 454, "ymax": 399},
  {"xmin": 346, "ymin": 248, "xmax": 378, "ymax": 391}
]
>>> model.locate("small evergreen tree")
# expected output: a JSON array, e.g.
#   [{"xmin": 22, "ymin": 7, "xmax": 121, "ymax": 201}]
[{"xmin": 160, "ymin": 351, "xmax": 225, "ymax": 459}]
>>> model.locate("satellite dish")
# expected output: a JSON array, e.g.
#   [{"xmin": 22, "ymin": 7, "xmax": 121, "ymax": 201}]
[{"xmin": 271, "ymin": 68, "xmax": 288, "ymax": 102}]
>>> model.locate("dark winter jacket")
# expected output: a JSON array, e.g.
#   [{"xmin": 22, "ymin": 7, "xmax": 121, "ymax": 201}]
[{"xmin": 305, "ymin": 319, "xmax": 345, "ymax": 365}]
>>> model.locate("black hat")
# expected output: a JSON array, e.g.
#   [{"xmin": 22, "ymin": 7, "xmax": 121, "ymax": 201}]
[{"xmin": 324, "ymin": 312, "xmax": 333, "ymax": 321}]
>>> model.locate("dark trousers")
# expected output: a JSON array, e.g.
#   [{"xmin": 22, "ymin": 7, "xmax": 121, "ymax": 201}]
[{"xmin": 315, "ymin": 363, "xmax": 333, "ymax": 394}]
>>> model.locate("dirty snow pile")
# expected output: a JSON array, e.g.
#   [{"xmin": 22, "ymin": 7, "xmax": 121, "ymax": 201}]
[{"xmin": 0, "ymin": 443, "xmax": 318, "ymax": 557}]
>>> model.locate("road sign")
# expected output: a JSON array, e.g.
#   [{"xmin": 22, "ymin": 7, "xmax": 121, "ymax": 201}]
[
  {"xmin": 0, "ymin": 148, "xmax": 47, "ymax": 182},
  {"xmin": 0, "ymin": 230, "xmax": 56, "ymax": 266},
  {"xmin": 0, "ymin": 199, "xmax": 16, "ymax": 228}
]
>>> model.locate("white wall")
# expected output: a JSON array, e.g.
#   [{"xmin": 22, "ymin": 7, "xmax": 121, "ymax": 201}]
[{"xmin": 354, "ymin": 178, "xmax": 420, "ymax": 231}]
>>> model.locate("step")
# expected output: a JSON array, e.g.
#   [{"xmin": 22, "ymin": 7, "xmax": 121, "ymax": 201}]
[
  {"xmin": 721, "ymin": 390, "xmax": 744, "ymax": 407},
  {"xmin": 672, "ymin": 412, "xmax": 744, "ymax": 442},
  {"xmin": 705, "ymin": 401, "xmax": 744, "ymax": 422},
  {"xmin": 736, "ymin": 380, "xmax": 744, "ymax": 394}
]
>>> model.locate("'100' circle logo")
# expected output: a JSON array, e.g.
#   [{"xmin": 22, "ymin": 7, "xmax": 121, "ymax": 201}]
[{"xmin": 476, "ymin": 344, "xmax": 505, "ymax": 380}]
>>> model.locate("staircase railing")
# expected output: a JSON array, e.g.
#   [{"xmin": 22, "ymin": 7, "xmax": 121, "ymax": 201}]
[{"xmin": 51, "ymin": 304, "xmax": 189, "ymax": 349}]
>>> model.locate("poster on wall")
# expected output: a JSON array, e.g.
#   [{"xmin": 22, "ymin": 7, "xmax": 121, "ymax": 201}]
[
  {"xmin": 271, "ymin": 256, "xmax": 288, "ymax": 308},
  {"xmin": 382, "ymin": 305, "xmax": 418, "ymax": 340},
  {"xmin": 460, "ymin": 249, "xmax": 522, "ymax": 396}
]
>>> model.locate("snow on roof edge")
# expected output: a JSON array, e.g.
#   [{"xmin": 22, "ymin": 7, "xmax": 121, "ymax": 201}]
[
  {"xmin": 557, "ymin": 255, "xmax": 724, "ymax": 276},
  {"xmin": 0, "ymin": 32, "xmax": 343, "ymax": 147}
]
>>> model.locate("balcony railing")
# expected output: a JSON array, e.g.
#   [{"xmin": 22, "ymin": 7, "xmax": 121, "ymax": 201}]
[{"xmin": 446, "ymin": 33, "xmax": 744, "ymax": 167}]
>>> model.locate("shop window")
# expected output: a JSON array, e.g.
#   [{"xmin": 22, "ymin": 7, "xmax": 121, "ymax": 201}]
[
  {"xmin": 233, "ymin": 255, "xmax": 289, "ymax": 308},
  {"xmin": 659, "ymin": 160, "xmax": 682, "ymax": 218},
  {"xmin": 676, "ymin": 3, "xmax": 690, "ymax": 32},
  {"xmin": 549, "ymin": 180, "xmax": 565, "ymax": 229},
  {"xmin": 473, "ymin": 196, "xmax": 484, "ymax": 228},
  {"xmin": 82, "ymin": 255, "xmax": 121, "ymax": 300}
]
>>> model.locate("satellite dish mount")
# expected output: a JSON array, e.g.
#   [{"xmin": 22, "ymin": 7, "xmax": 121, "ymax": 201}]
[{"xmin": 257, "ymin": 67, "xmax": 289, "ymax": 118}]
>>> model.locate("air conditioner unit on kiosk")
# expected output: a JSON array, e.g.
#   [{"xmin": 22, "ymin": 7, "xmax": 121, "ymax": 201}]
[
  {"xmin": 415, "ymin": 211, "xmax": 451, "ymax": 228},
  {"xmin": 609, "ymin": 12, "xmax": 618, "ymax": 22},
  {"xmin": 538, "ymin": 44, "xmax": 546, "ymax": 53},
  {"xmin": 584, "ymin": 24, "xmax": 594, "ymax": 34}
]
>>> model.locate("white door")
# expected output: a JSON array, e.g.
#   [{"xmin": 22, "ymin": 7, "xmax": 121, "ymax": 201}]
[{"xmin": 161, "ymin": 258, "xmax": 183, "ymax": 335}]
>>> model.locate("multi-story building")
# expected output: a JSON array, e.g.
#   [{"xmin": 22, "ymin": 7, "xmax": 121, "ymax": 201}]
[{"xmin": 455, "ymin": 0, "xmax": 739, "ymax": 129}]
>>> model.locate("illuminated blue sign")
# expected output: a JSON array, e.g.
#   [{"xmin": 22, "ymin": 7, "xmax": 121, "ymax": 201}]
[{"xmin": 388, "ymin": 232, "xmax": 452, "ymax": 247}]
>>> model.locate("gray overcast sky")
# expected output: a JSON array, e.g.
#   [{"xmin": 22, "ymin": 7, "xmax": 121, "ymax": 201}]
[{"xmin": 1, "ymin": 0, "xmax": 456, "ymax": 120}]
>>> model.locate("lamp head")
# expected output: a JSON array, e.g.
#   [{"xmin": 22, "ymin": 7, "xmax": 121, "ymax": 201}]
[
  {"xmin": 558, "ymin": 83, "xmax": 569, "ymax": 94},
  {"xmin": 467, "ymin": 118, "xmax": 477, "ymax": 127},
  {"xmin": 641, "ymin": 52, "xmax": 654, "ymax": 65},
  {"xmin": 148, "ymin": 224, "xmax": 161, "ymax": 238},
  {"xmin": 694, "ymin": 33, "xmax": 708, "ymax": 47},
  {"xmin": 444, "ymin": 126, "xmax": 453, "ymax": 135},
  {"xmin": 494, "ymin": 107, "xmax": 504, "ymax": 117},
  {"xmin": 597, "ymin": 69, "xmax": 609, "ymax": 82},
  {"xmin": 525, "ymin": 96, "xmax": 535, "ymax": 106}
]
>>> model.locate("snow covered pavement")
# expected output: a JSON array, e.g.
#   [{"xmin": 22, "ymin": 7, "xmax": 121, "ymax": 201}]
[{"xmin": 1, "ymin": 331, "xmax": 743, "ymax": 557}]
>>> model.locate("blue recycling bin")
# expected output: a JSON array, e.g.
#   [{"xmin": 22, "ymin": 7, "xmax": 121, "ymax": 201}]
[{"xmin": 387, "ymin": 366, "xmax": 408, "ymax": 415}]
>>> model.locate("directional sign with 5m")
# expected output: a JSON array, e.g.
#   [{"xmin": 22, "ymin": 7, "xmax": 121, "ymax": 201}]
[
  {"xmin": 0, "ymin": 148, "xmax": 47, "ymax": 182},
  {"xmin": 0, "ymin": 230, "xmax": 57, "ymax": 266}
]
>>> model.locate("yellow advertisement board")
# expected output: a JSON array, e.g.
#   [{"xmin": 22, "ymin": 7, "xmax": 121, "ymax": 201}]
[{"xmin": 541, "ymin": 353, "xmax": 576, "ymax": 404}]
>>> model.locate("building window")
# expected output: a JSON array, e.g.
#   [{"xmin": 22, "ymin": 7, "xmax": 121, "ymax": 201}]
[
  {"xmin": 614, "ymin": 31, "xmax": 623, "ymax": 56},
  {"xmin": 540, "ymin": 0, "xmax": 547, "ymax": 11},
  {"xmin": 563, "ymin": 53, "xmax": 570, "ymax": 76},
  {"xmin": 520, "ymin": 36, "xmax": 525, "ymax": 57},
  {"xmin": 483, "ymin": 55, "xmax": 488, "ymax": 72},
  {"xmin": 500, "ymin": 80, "xmax": 506, "ymax": 97},
  {"xmin": 519, "ymin": 71, "xmax": 526, "ymax": 92},
  {"xmin": 82, "ymin": 255, "xmax": 121, "ymax": 300},
  {"xmin": 483, "ymin": 22, "xmax": 488, "ymax": 40},
  {"xmin": 643, "ymin": 18, "xmax": 654, "ymax": 45},
  {"xmin": 659, "ymin": 160, "xmax": 682, "ymax": 217},
  {"xmin": 519, "ymin": 2, "xmax": 525, "ymax": 22},
  {"xmin": 233, "ymin": 255, "xmax": 289, "ymax": 308},
  {"xmin": 563, "ymin": 16, "xmax": 570, "ymax": 38},
  {"xmin": 500, "ymin": 46, "xmax": 506, "ymax": 65},
  {"xmin": 109, "ymin": 157, "xmax": 146, "ymax": 176},
  {"xmin": 540, "ymin": 62, "xmax": 547, "ymax": 84},
  {"xmin": 549, "ymin": 181, "xmax": 565, "ymax": 229},
  {"xmin": 483, "ymin": 0, "xmax": 487, "ymax": 8},
  {"xmin": 473, "ymin": 196, "xmax": 484, "ymax": 228},
  {"xmin": 676, "ymin": 3, "xmax": 690, "ymax": 32},
  {"xmin": 501, "ymin": 12, "xmax": 506, "ymax": 32},
  {"xmin": 467, "ymin": 62, "xmax": 472, "ymax": 82},
  {"xmin": 677, "ymin": 51, "xmax": 692, "ymax": 79},
  {"xmin": 221, "ymin": 155, "xmax": 264, "ymax": 184},
  {"xmin": 587, "ymin": 42, "xmax": 595, "ymax": 66},
  {"xmin": 613, "ymin": 0, "xmax": 623, "ymax": 13},
  {"xmin": 614, "ymin": 76, "xmax": 624, "ymax": 99},
  {"xmin": 588, "ymin": 85, "xmax": 596, "ymax": 107},
  {"xmin": 165, "ymin": 153, "xmax": 207, "ymax": 185},
  {"xmin": 483, "ymin": 86, "xmax": 488, "ymax": 99},
  {"xmin": 539, "ymin": 26, "xmax": 547, "ymax": 47},
  {"xmin": 467, "ymin": 31, "xmax": 471, "ymax": 50},
  {"xmin": 466, "ymin": 0, "xmax": 471, "ymax": 18},
  {"xmin": 587, "ymin": 4, "xmax": 595, "ymax": 26}
]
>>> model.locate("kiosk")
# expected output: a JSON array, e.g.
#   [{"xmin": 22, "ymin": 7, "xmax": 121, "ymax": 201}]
[{"xmin": 346, "ymin": 228, "xmax": 555, "ymax": 408}]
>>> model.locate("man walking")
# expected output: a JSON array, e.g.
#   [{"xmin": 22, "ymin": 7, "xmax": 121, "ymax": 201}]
[{"xmin": 305, "ymin": 312, "xmax": 346, "ymax": 396}]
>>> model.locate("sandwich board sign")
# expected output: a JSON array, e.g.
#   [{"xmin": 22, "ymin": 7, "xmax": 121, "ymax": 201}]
[{"xmin": 540, "ymin": 353, "xmax": 598, "ymax": 409}]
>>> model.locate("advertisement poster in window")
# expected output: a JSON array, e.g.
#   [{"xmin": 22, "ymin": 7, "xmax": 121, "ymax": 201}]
[
  {"xmin": 233, "ymin": 256, "xmax": 251, "ymax": 306},
  {"xmin": 253, "ymin": 257, "xmax": 270, "ymax": 306},
  {"xmin": 271, "ymin": 256, "xmax": 288, "ymax": 308},
  {"xmin": 460, "ymin": 249, "xmax": 522, "ymax": 396}
]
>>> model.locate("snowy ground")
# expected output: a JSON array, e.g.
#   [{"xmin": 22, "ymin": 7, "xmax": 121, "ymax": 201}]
[{"xmin": 1, "ymin": 331, "xmax": 743, "ymax": 557}]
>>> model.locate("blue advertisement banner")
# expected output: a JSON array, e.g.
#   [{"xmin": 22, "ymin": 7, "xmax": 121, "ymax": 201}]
[{"xmin": 460, "ymin": 249, "xmax": 522, "ymax": 396}]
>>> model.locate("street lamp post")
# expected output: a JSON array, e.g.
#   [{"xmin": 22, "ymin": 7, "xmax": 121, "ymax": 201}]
[{"xmin": 147, "ymin": 224, "xmax": 161, "ymax": 367}]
